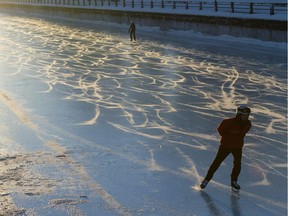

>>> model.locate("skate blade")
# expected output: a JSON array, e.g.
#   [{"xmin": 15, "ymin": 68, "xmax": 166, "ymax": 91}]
[{"xmin": 231, "ymin": 187, "xmax": 240, "ymax": 192}]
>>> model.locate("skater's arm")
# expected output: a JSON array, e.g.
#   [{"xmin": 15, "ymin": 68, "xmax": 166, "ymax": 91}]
[
  {"xmin": 241, "ymin": 121, "xmax": 251, "ymax": 134},
  {"xmin": 217, "ymin": 119, "xmax": 231, "ymax": 136}
]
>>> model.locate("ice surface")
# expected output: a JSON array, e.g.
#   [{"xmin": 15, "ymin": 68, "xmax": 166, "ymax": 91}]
[{"xmin": 0, "ymin": 11, "xmax": 286, "ymax": 216}]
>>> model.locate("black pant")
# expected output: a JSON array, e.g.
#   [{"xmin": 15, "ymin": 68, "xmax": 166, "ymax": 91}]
[
  {"xmin": 204, "ymin": 146, "xmax": 242, "ymax": 181},
  {"xmin": 130, "ymin": 31, "xmax": 136, "ymax": 41}
]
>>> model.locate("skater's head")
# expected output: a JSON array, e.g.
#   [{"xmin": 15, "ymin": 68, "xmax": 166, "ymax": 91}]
[{"xmin": 236, "ymin": 105, "xmax": 251, "ymax": 121}]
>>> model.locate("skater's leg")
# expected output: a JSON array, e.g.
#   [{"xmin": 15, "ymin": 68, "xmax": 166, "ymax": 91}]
[
  {"xmin": 204, "ymin": 146, "xmax": 231, "ymax": 181},
  {"xmin": 231, "ymin": 148, "xmax": 242, "ymax": 181},
  {"xmin": 132, "ymin": 31, "xmax": 136, "ymax": 41},
  {"xmin": 130, "ymin": 31, "xmax": 136, "ymax": 41}
]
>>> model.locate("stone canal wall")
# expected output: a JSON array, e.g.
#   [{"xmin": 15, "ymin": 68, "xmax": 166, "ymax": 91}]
[{"xmin": 0, "ymin": 2, "xmax": 286, "ymax": 42}]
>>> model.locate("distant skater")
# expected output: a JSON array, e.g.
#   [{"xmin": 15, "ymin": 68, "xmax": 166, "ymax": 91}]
[
  {"xmin": 128, "ymin": 20, "xmax": 136, "ymax": 41},
  {"xmin": 200, "ymin": 105, "xmax": 252, "ymax": 191}
]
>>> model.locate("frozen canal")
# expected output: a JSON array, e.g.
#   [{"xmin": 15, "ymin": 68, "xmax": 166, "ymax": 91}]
[{"xmin": 0, "ymin": 11, "xmax": 287, "ymax": 216}]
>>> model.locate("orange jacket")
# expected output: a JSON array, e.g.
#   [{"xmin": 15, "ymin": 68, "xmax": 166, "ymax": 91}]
[{"xmin": 217, "ymin": 117, "xmax": 251, "ymax": 149}]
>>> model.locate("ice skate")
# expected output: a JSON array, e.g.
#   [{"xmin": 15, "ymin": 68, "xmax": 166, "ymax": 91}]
[
  {"xmin": 200, "ymin": 179, "xmax": 209, "ymax": 189},
  {"xmin": 231, "ymin": 181, "xmax": 241, "ymax": 191}
]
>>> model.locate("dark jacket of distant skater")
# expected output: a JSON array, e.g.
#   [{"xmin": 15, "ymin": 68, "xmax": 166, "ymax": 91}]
[
  {"xmin": 200, "ymin": 105, "xmax": 252, "ymax": 190},
  {"xmin": 128, "ymin": 21, "xmax": 136, "ymax": 41}
]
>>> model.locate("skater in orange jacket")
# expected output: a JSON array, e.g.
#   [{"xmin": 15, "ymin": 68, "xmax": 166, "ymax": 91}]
[{"xmin": 200, "ymin": 105, "xmax": 252, "ymax": 190}]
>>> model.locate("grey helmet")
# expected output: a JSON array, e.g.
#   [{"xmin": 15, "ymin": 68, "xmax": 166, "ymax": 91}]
[{"xmin": 237, "ymin": 105, "xmax": 251, "ymax": 115}]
